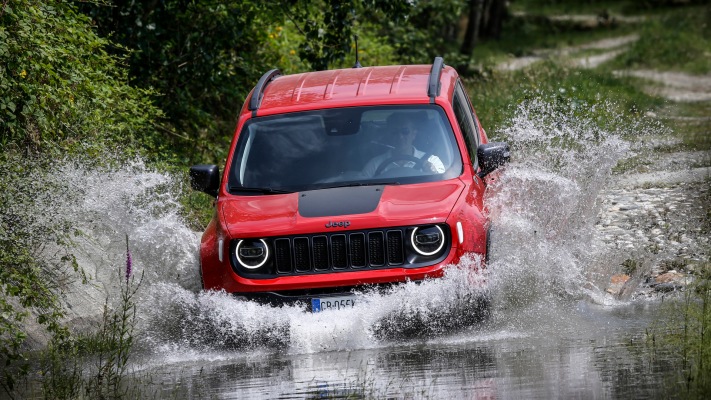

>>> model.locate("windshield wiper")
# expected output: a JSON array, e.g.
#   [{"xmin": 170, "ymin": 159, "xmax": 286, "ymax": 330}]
[{"xmin": 229, "ymin": 186, "xmax": 293, "ymax": 194}]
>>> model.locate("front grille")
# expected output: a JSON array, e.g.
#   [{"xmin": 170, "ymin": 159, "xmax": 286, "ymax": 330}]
[
  {"xmin": 293, "ymin": 237, "xmax": 310, "ymax": 271},
  {"xmin": 273, "ymin": 229, "xmax": 407, "ymax": 274},
  {"xmin": 230, "ymin": 225, "xmax": 451, "ymax": 278},
  {"xmin": 331, "ymin": 234, "xmax": 348, "ymax": 269}
]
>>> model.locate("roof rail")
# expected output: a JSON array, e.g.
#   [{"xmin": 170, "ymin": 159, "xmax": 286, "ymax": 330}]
[
  {"xmin": 249, "ymin": 69, "xmax": 281, "ymax": 116},
  {"xmin": 427, "ymin": 57, "xmax": 444, "ymax": 103}
]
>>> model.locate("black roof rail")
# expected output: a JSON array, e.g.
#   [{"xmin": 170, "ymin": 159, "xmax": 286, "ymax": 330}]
[
  {"xmin": 427, "ymin": 57, "xmax": 444, "ymax": 103},
  {"xmin": 249, "ymin": 68, "xmax": 281, "ymax": 116}
]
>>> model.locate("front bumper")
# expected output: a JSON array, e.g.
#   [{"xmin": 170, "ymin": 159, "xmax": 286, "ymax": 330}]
[
  {"xmin": 202, "ymin": 246, "xmax": 459, "ymax": 294},
  {"xmin": 232, "ymin": 282, "xmax": 401, "ymax": 310}
]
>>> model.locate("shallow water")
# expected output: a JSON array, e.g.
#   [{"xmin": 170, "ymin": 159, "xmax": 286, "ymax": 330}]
[{"xmin": 132, "ymin": 300, "xmax": 676, "ymax": 399}]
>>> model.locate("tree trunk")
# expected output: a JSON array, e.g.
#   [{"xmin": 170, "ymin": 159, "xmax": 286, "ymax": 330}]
[
  {"xmin": 460, "ymin": 0, "xmax": 485, "ymax": 56},
  {"xmin": 482, "ymin": 0, "xmax": 507, "ymax": 40}
]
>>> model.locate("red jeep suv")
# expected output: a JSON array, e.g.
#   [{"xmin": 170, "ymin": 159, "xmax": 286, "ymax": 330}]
[{"xmin": 190, "ymin": 57, "xmax": 509, "ymax": 312}]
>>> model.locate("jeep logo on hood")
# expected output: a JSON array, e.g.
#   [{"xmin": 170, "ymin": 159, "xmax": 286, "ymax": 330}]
[{"xmin": 325, "ymin": 221, "xmax": 350, "ymax": 228}]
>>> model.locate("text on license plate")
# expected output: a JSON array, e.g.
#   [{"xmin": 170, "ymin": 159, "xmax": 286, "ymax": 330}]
[{"xmin": 311, "ymin": 296, "xmax": 355, "ymax": 312}]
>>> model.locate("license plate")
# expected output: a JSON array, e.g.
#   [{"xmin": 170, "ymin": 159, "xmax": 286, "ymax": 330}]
[{"xmin": 311, "ymin": 295, "xmax": 355, "ymax": 312}]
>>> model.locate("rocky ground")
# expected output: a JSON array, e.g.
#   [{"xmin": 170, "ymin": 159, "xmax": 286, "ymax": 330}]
[
  {"xmin": 599, "ymin": 68, "xmax": 709, "ymax": 300},
  {"xmin": 498, "ymin": 26, "xmax": 710, "ymax": 301},
  {"xmin": 599, "ymin": 163, "xmax": 709, "ymax": 300},
  {"xmin": 608, "ymin": 76, "xmax": 707, "ymax": 299}
]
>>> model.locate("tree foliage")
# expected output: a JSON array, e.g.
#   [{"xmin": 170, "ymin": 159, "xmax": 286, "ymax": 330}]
[
  {"xmin": 0, "ymin": 0, "xmax": 161, "ymax": 158},
  {"xmin": 461, "ymin": 0, "xmax": 508, "ymax": 60},
  {"xmin": 80, "ymin": 0, "xmax": 285, "ymax": 164},
  {"xmin": 280, "ymin": 0, "xmax": 411, "ymax": 70},
  {"xmin": 80, "ymin": 0, "xmax": 418, "ymax": 164}
]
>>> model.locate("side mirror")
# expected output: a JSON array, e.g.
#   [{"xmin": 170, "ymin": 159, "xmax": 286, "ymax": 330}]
[
  {"xmin": 477, "ymin": 142, "xmax": 510, "ymax": 178},
  {"xmin": 189, "ymin": 164, "xmax": 220, "ymax": 197}
]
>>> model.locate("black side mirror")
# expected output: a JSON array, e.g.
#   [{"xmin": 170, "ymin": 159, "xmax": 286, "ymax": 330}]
[
  {"xmin": 477, "ymin": 142, "xmax": 510, "ymax": 178},
  {"xmin": 189, "ymin": 164, "xmax": 220, "ymax": 197}
]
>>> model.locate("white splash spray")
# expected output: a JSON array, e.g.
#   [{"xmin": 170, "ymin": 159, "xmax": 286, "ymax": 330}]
[
  {"xmin": 484, "ymin": 98, "xmax": 655, "ymax": 308},
  {"xmin": 13, "ymin": 97, "xmax": 665, "ymax": 356}
]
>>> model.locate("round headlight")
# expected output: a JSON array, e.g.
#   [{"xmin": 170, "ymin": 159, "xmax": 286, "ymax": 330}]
[
  {"xmin": 235, "ymin": 239, "xmax": 269, "ymax": 269},
  {"xmin": 411, "ymin": 225, "xmax": 445, "ymax": 256}
]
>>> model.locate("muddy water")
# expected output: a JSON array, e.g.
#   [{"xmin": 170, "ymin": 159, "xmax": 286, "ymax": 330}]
[{"xmin": 8, "ymin": 99, "xmax": 700, "ymax": 398}]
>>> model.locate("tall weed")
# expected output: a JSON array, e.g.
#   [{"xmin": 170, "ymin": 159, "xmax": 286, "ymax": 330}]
[{"xmin": 41, "ymin": 236, "xmax": 142, "ymax": 400}]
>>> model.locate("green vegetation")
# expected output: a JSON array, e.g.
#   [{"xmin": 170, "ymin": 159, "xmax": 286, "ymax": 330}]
[
  {"xmin": 0, "ymin": 0, "xmax": 162, "ymax": 158},
  {"xmin": 648, "ymin": 183, "xmax": 711, "ymax": 399},
  {"xmin": 0, "ymin": 0, "xmax": 153, "ymax": 393},
  {"xmin": 465, "ymin": 62, "xmax": 664, "ymax": 142},
  {"xmin": 651, "ymin": 261, "xmax": 711, "ymax": 397},
  {"xmin": 1, "ymin": 0, "xmax": 710, "ymax": 397},
  {"xmin": 661, "ymin": 102, "xmax": 711, "ymax": 152},
  {"xmin": 611, "ymin": 5, "xmax": 711, "ymax": 74},
  {"xmin": 77, "ymin": 0, "xmax": 417, "ymax": 165},
  {"xmin": 0, "ymin": 154, "xmax": 81, "ymax": 395},
  {"xmin": 41, "ymin": 241, "xmax": 142, "ymax": 400}
]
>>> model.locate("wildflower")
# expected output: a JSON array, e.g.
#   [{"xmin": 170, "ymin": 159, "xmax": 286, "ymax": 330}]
[
  {"xmin": 20, "ymin": 69, "xmax": 27, "ymax": 78},
  {"xmin": 289, "ymin": 50, "xmax": 296, "ymax": 55},
  {"xmin": 269, "ymin": 34, "xmax": 274, "ymax": 39},
  {"xmin": 125, "ymin": 234, "xmax": 132, "ymax": 283},
  {"xmin": 276, "ymin": 26, "xmax": 283, "ymax": 32}
]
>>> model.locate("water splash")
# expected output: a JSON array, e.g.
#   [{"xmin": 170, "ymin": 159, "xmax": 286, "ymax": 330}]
[
  {"xmin": 10, "ymin": 97, "xmax": 667, "ymax": 356},
  {"xmin": 4, "ymin": 158, "xmax": 201, "ymax": 338},
  {"xmin": 138, "ymin": 258, "xmax": 490, "ymax": 354},
  {"xmin": 484, "ymin": 98, "xmax": 655, "ymax": 309}
]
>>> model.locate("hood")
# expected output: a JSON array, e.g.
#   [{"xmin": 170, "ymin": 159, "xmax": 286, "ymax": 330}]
[{"xmin": 220, "ymin": 180, "xmax": 465, "ymax": 238}]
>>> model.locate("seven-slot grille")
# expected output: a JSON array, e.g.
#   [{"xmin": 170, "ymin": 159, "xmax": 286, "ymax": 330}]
[{"xmin": 272, "ymin": 229, "xmax": 406, "ymax": 274}]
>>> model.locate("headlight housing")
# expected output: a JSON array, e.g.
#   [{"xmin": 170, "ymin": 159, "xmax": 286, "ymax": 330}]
[
  {"xmin": 235, "ymin": 239, "xmax": 269, "ymax": 269},
  {"xmin": 410, "ymin": 225, "xmax": 445, "ymax": 256}
]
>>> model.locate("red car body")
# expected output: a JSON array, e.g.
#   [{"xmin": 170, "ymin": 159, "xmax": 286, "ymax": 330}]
[{"xmin": 190, "ymin": 58, "xmax": 509, "ymax": 306}]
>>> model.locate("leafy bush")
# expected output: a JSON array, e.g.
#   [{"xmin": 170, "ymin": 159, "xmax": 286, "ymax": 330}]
[
  {"xmin": 0, "ymin": 0, "xmax": 162, "ymax": 158},
  {"xmin": 0, "ymin": 1, "xmax": 161, "ymax": 395}
]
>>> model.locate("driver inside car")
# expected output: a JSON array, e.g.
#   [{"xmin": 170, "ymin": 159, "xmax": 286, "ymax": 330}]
[{"xmin": 362, "ymin": 112, "xmax": 446, "ymax": 177}]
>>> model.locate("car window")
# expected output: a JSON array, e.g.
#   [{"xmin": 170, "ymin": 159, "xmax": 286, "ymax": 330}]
[
  {"xmin": 453, "ymin": 81, "xmax": 480, "ymax": 167},
  {"xmin": 228, "ymin": 105, "xmax": 463, "ymax": 193}
]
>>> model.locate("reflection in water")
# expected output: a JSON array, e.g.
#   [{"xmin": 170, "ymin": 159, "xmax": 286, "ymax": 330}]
[{"xmin": 135, "ymin": 301, "xmax": 674, "ymax": 399}]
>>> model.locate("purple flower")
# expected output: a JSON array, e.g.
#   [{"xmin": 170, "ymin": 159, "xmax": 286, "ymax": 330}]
[{"xmin": 125, "ymin": 234, "xmax": 133, "ymax": 283}]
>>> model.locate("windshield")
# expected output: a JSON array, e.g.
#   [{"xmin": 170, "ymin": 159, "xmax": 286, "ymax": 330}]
[{"xmin": 227, "ymin": 105, "xmax": 463, "ymax": 193}]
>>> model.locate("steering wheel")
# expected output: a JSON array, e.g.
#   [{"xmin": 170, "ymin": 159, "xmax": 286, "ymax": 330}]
[{"xmin": 374, "ymin": 155, "xmax": 425, "ymax": 176}]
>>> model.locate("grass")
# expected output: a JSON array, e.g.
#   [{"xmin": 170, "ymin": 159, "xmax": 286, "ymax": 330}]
[
  {"xmin": 511, "ymin": 0, "xmax": 710, "ymax": 16},
  {"xmin": 650, "ymin": 260, "xmax": 711, "ymax": 398},
  {"xmin": 465, "ymin": 62, "xmax": 664, "ymax": 142},
  {"xmin": 15, "ymin": 238, "xmax": 144, "ymax": 400},
  {"xmin": 607, "ymin": 5, "xmax": 711, "ymax": 74},
  {"xmin": 659, "ymin": 102, "xmax": 711, "ymax": 153},
  {"xmin": 465, "ymin": 2, "xmax": 711, "ymax": 176},
  {"xmin": 472, "ymin": 14, "xmax": 638, "ymax": 63}
]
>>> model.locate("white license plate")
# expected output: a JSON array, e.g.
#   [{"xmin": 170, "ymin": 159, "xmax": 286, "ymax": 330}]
[{"xmin": 311, "ymin": 295, "xmax": 355, "ymax": 312}]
